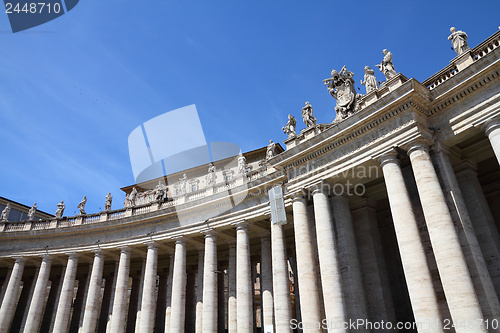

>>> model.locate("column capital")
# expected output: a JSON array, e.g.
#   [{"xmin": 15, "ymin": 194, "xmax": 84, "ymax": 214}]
[
  {"xmin": 204, "ymin": 231, "xmax": 217, "ymax": 239},
  {"xmin": 482, "ymin": 118, "xmax": 500, "ymax": 136},
  {"xmin": 12, "ymin": 256, "xmax": 26, "ymax": 264},
  {"xmin": 232, "ymin": 220, "xmax": 249, "ymax": 230},
  {"xmin": 65, "ymin": 252, "xmax": 80, "ymax": 260},
  {"xmin": 377, "ymin": 151, "xmax": 399, "ymax": 168},
  {"xmin": 40, "ymin": 254, "xmax": 53, "ymax": 263},
  {"xmin": 404, "ymin": 140, "xmax": 430, "ymax": 156},
  {"xmin": 145, "ymin": 242, "xmax": 159, "ymax": 249},
  {"xmin": 173, "ymin": 236, "xmax": 187, "ymax": 244},
  {"xmin": 92, "ymin": 250, "xmax": 106, "ymax": 257},
  {"xmin": 118, "ymin": 246, "xmax": 131, "ymax": 254},
  {"xmin": 308, "ymin": 181, "xmax": 329, "ymax": 196}
]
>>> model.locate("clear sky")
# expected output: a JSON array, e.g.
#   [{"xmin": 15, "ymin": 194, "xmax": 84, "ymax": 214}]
[{"xmin": 1, "ymin": 0, "xmax": 499, "ymax": 217}]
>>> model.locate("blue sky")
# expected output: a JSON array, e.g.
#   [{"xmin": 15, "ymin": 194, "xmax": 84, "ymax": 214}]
[{"xmin": 1, "ymin": 0, "xmax": 499, "ymax": 216}]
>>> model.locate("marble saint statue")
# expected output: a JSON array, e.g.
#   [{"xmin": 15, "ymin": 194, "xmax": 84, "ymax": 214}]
[
  {"xmin": 179, "ymin": 174, "xmax": 188, "ymax": 194},
  {"xmin": 105, "ymin": 193, "xmax": 112, "ymax": 211},
  {"xmin": 206, "ymin": 163, "xmax": 217, "ymax": 185},
  {"xmin": 1, "ymin": 203, "xmax": 11, "ymax": 222},
  {"xmin": 55, "ymin": 201, "xmax": 65, "ymax": 219},
  {"xmin": 360, "ymin": 66, "xmax": 378, "ymax": 93},
  {"xmin": 266, "ymin": 140, "xmax": 276, "ymax": 159},
  {"xmin": 282, "ymin": 114, "xmax": 297, "ymax": 138},
  {"xmin": 448, "ymin": 27, "xmax": 470, "ymax": 55},
  {"xmin": 77, "ymin": 196, "xmax": 87, "ymax": 215},
  {"xmin": 302, "ymin": 102, "xmax": 317, "ymax": 128},
  {"xmin": 155, "ymin": 181, "xmax": 168, "ymax": 202},
  {"xmin": 238, "ymin": 152, "xmax": 247, "ymax": 174},
  {"xmin": 376, "ymin": 49, "xmax": 397, "ymax": 81},
  {"xmin": 28, "ymin": 203, "xmax": 37, "ymax": 221},
  {"xmin": 128, "ymin": 187, "xmax": 138, "ymax": 207}
]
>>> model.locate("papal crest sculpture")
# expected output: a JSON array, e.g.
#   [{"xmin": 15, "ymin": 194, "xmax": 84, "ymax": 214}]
[{"xmin": 323, "ymin": 65, "xmax": 362, "ymax": 121}]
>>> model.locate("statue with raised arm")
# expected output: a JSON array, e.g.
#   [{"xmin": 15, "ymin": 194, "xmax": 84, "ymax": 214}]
[
  {"xmin": 448, "ymin": 27, "xmax": 470, "ymax": 55},
  {"xmin": 282, "ymin": 114, "xmax": 297, "ymax": 138},
  {"xmin": 155, "ymin": 181, "xmax": 168, "ymax": 202},
  {"xmin": 206, "ymin": 163, "xmax": 217, "ymax": 185},
  {"xmin": 55, "ymin": 201, "xmax": 65, "ymax": 219},
  {"xmin": 105, "ymin": 193, "xmax": 112, "ymax": 211},
  {"xmin": 179, "ymin": 174, "xmax": 188, "ymax": 194},
  {"xmin": 266, "ymin": 140, "xmax": 276, "ymax": 159},
  {"xmin": 360, "ymin": 66, "xmax": 378, "ymax": 93},
  {"xmin": 323, "ymin": 65, "xmax": 361, "ymax": 120},
  {"xmin": 1, "ymin": 203, "xmax": 11, "ymax": 222},
  {"xmin": 302, "ymin": 102, "xmax": 317, "ymax": 128},
  {"xmin": 376, "ymin": 49, "xmax": 397, "ymax": 81},
  {"xmin": 238, "ymin": 152, "xmax": 247, "ymax": 174},
  {"xmin": 77, "ymin": 196, "xmax": 87, "ymax": 215},
  {"xmin": 28, "ymin": 203, "xmax": 37, "ymax": 221}
]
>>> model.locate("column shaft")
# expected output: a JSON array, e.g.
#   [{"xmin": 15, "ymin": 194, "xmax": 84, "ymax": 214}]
[
  {"xmin": 227, "ymin": 244, "xmax": 237, "ymax": 333},
  {"xmin": 164, "ymin": 255, "xmax": 174, "ymax": 333},
  {"xmin": 236, "ymin": 223, "xmax": 253, "ymax": 333},
  {"xmin": 52, "ymin": 254, "xmax": 79, "ymax": 333},
  {"xmin": 271, "ymin": 223, "xmax": 292, "ymax": 332},
  {"xmin": 23, "ymin": 256, "xmax": 52, "ymax": 333},
  {"xmin": 292, "ymin": 196, "xmax": 322, "ymax": 332},
  {"xmin": 110, "ymin": 247, "xmax": 131, "ymax": 333},
  {"xmin": 260, "ymin": 235, "xmax": 274, "ymax": 331},
  {"xmin": 203, "ymin": 233, "xmax": 218, "ymax": 333},
  {"xmin": 408, "ymin": 144, "xmax": 486, "ymax": 331},
  {"xmin": 170, "ymin": 239, "xmax": 187, "ymax": 333},
  {"xmin": 484, "ymin": 120, "xmax": 500, "ymax": 166},
  {"xmin": 81, "ymin": 251, "xmax": 105, "ymax": 333},
  {"xmin": 196, "ymin": 250, "xmax": 204, "ymax": 333},
  {"xmin": 140, "ymin": 243, "xmax": 159, "ymax": 332},
  {"xmin": 379, "ymin": 153, "xmax": 443, "ymax": 331},
  {"xmin": 0, "ymin": 258, "xmax": 25, "ymax": 333}
]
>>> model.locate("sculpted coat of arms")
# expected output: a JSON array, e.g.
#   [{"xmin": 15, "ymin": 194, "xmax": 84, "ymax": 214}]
[{"xmin": 323, "ymin": 65, "xmax": 362, "ymax": 121}]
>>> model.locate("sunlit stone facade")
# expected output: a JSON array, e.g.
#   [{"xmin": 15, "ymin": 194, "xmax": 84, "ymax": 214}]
[{"xmin": 1, "ymin": 30, "xmax": 500, "ymax": 333}]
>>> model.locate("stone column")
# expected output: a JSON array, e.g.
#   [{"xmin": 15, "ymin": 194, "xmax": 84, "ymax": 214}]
[
  {"xmin": 170, "ymin": 238, "xmax": 187, "ymax": 333},
  {"xmin": 52, "ymin": 254, "xmax": 79, "ymax": 333},
  {"xmin": 196, "ymin": 249, "xmax": 205, "ymax": 333},
  {"xmin": 311, "ymin": 186, "xmax": 346, "ymax": 330},
  {"xmin": 23, "ymin": 256, "xmax": 52, "ymax": 333},
  {"xmin": 484, "ymin": 119, "xmax": 500, "ymax": 166},
  {"xmin": 271, "ymin": 222, "xmax": 292, "ymax": 333},
  {"xmin": 139, "ymin": 243, "xmax": 159, "ymax": 332},
  {"xmin": 203, "ymin": 232, "xmax": 218, "ymax": 333},
  {"xmin": 0, "ymin": 258, "xmax": 25, "ymax": 333},
  {"xmin": 236, "ymin": 222, "xmax": 253, "ymax": 333},
  {"xmin": 407, "ymin": 142, "xmax": 486, "ymax": 331},
  {"xmin": 291, "ymin": 195, "xmax": 322, "ymax": 332},
  {"xmin": 351, "ymin": 200, "xmax": 396, "ymax": 328},
  {"xmin": 227, "ymin": 243, "xmax": 237, "ymax": 333},
  {"xmin": 432, "ymin": 146, "xmax": 500, "ymax": 322},
  {"xmin": 378, "ymin": 153, "xmax": 443, "ymax": 331},
  {"xmin": 260, "ymin": 234, "xmax": 274, "ymax": 331},
  {"xmin": 109, "ymin": 247, "xmax": 131, "ymax": 333},
  {"xmin": 165, "ymin": 255, "xmax": 174, "ymax": 333},
  {"xmin": 330, "ymin": 195, "xmax": 368, "ymax": 328},
  {"xmin": 80, "ymin": 251, "xmax": 105, "ymax": 333},
  {"xmin": 455, "ymin": 159, "xmax": 500, "ymax": 297}
]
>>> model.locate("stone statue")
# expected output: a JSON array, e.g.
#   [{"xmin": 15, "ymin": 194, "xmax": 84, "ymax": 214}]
[
  {"xmin": 323, "ymin": 66, "xmax": 361, "ymax": 120},
  {"xmin": 28, "ymin": 203, "xmax": 37, "ymax": 221},
  {"xmin": 55, "ymin": 201, "xmax": 65, "ymax": 219},
  {"xmin": 206, "ymin": 163, "xmax": 217, "ymax": 185},
  {"xmin": 376, "ymin": 49, "xmax": 397, "ymax": 81},
  {"xmin": 360, "ymin": 66, "xmax": 378, "ymax": 93},
  {"xmin": 302, "ymin": 102, "xmax": 317, "ymax": 128},
  {"xmin": 77, "ymin": 196, "xmax": 87, "ymax": 215},
  {"xmin": 1, "ymin": 203, "xmax": 11, "ymax": 222},
  {"xmin": 155, "ymin": 181, "xmax": 168, "ymax": 202},
  {"xmin": 105, "ymin": 193, "xmax": 112, "ymax": 211},
  {"xmin": 179, "ymin": 174, "xmax": 188, "ymax": 194},
  {"xmin": 282, "ymin": 114, "xmax": 297, "ymax": 138},
  {"xmin": 128, "ymin": 187, "xmax": 138, "ymax": 207},
  {"xmin": 448, "ymin": 27, "xmax": 470, "ymax": 55},
  {"xmin": 266, "ymin": 140, "xmax": 276, "ymax": 159},
  {"xmin": 238, "ymin": 152, "xmax": 247, "ymax": 174}
]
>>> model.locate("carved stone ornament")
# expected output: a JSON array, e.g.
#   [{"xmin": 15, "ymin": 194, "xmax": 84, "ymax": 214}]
[
  {"xmin": 323, "ymin": 65, "xmax": 362, "ymax": 121},
  {"xmin": 1, "ymin": 203, "xmax": 11, "ymax": 222},
  {"xmin": 282, "ymin": 114, "xmax": 297, "ymax": 138}
]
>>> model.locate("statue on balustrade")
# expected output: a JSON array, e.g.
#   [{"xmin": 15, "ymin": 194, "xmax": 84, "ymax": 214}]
[
  {"xmin": 1, "ymin": 203, "xmax": 11, "ymax": 222},
  {"xmin": 28, "ymin": 203, "xmax": 37, "ymax": 221},
  {"xmin": 448, "ymin": 27, "xmax": 470, "ymax": 55},
  {"xmin": 238, "ymin": 152, "xmax": 247, "ymax": 174},
  {"xmin": 302, "ymin": 102, "xmax": 317, "ymax": 128},
  {"xmin": 376, "ymin": 49, "xmax": 397, "ymax": 81},
  {"xmin": 179, "ymin": 174, "xmax": 188, "ymax": 194},
  {"xmin": 55, "ymin": 201, "xmax": 65, "ymax": 219},
  {"xmin": 155, "ymin": 181, "xmax": 168, "ymax": 202},
  {"xmin": 282, "ymin": 114, "xmax": 297, "ymax": 138},
  {"xmin": 127, "ymin": 187, "xmax": 138, "ymax": 207},
  {"xmin": 77, "ymin": 196, "xmax": 87, "ymax": 215},
  {"xmin": 105, "ymin": 193, "xmax": 112, "ymax": 211},
  {"xmin": 266, "ymin": 140, "xmax": 276, "ymax": 159},
  {"xmin": 360, "ymin": 66, "xmax": 378, "ymax": 93},
  {"xmin": 323, "ymin": 65, "xmax": 362, "ymax": 121},
  {"xmin": 206, "ymin": 163, "xmax": 217, "ymax": 186}
]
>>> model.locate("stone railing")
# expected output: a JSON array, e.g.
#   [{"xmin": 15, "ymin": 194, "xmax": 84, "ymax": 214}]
[
  {"xmin": 422, "ymin": 64, "xmax": 459, "ymax": 90},
  {"xmin": 472, "ymin": 30, "xmax": 500, "ymax": 60}
]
